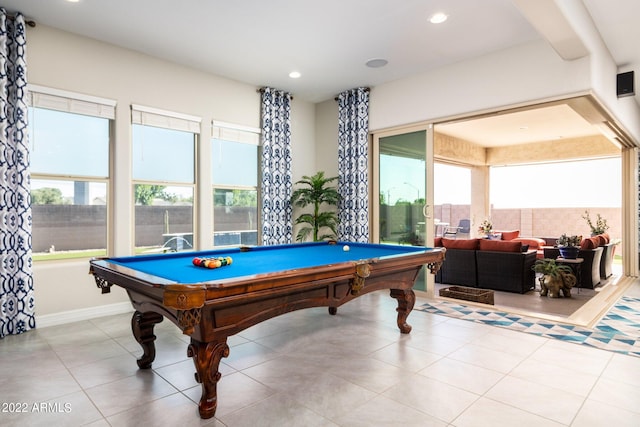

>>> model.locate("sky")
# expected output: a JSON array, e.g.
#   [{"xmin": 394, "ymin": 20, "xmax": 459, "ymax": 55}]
[
  {"xmin": 434, "ymin": 163, "xmax": 470, "ymax": 205},
  {"xmin": 489, "ymin": 157, "xmax": 621, "ymax": 208},
  {"xmin": 380, "ymin": 154, "xmax": 426, "ymax": 204}
]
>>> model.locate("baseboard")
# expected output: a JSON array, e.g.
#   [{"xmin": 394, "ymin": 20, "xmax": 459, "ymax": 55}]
[{"xmin": 37, "ymin": 302, "xmax": 133, "ymax": 328}]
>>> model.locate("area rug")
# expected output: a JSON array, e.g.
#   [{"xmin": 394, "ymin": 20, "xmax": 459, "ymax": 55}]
[{"xmin": 417, "ymin": 296, "xmax": 640, "ymax": 358}]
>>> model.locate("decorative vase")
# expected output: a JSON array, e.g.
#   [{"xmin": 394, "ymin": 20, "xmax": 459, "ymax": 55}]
[{"xmin": 559, "ymin": 246, "xmax": 579, "ymax": 259}]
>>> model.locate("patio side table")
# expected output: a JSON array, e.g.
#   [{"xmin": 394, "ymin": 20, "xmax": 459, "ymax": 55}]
[{"xmin": 556, "ymin": 257, "xmax": 584, "ymax": 294}]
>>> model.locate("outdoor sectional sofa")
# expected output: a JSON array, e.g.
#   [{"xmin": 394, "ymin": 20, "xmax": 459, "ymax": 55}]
[
  {"xmin": 500, "ymin": 231, "xmax": 617, "ymax": 287},
  {"xmin": 434, "ymin": 237, "xmax": 536, "ymax": 294}
]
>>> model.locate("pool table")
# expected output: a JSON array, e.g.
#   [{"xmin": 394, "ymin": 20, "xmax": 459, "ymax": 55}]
[{"xmin": 89, "ymin": 241, "xmax": 445, "ymax": 419}]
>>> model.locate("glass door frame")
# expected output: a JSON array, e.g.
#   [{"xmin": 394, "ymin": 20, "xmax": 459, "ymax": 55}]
[{"xmin": 371, "ymin": 123, "xmax": 436, "ymax": 297}]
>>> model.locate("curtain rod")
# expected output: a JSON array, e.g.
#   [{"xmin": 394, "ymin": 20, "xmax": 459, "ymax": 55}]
[
  {"xmin": 6, "ymin": 13, "xmax": 36, "ymax": 28},
  {"xmin": 334, "ymin": 87, "xmax": 370, "ymax": 101},
  {"xmin": 256, "ymin": 87, "xmax": 293, "ymax": 100}
]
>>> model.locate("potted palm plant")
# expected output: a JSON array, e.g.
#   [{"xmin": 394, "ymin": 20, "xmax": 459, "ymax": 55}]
[
  {"xmin": 290, "ymin": 171, "xmax": 340, "ymax": 242},
  {"xmin": 556, "ymin": 233, "xmax": 581, "ymax": 259}
]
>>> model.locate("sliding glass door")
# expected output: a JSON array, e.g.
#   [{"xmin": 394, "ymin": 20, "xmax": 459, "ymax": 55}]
[{"xmin": 373, "ymin": 126, "xmax": 433, "ymax": 292}]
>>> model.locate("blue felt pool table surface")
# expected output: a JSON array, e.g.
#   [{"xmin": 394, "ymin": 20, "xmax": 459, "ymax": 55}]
[{"xmin": 107, "ymin": 241, "xmax": 433, "ymax": 284}]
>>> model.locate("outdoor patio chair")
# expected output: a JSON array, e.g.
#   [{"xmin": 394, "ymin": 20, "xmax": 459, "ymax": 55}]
[
  {"xmin": 458, "ymin": 219, "xmax": 471, "ymax": 237},
  {"xmin": 443, "ymin": 226, "xmax": 459, "ymax": 238},
  {"xmin": 443, "ymin": 219, "xmax": 470, "ymax": 238}
]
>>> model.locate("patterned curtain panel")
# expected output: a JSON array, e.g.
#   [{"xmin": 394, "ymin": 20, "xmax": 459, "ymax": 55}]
[
  {"xmin": 260, "ymin": 87, "xmax": 293, "ymax": 245},
  {"xmin": 0, "ymin": 10, "xmax": 33, "ymax": 338},
  {"xmin": 337, "ymin": 88, "xmax": 370, "ymax": 242}
]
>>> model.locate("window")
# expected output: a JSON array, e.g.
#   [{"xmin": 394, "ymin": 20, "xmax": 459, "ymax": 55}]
[
  {"xmin": 132, "ymin": 105, "xmax": 199, "ymax": 253},
  {"xmin": 212, "ymin": 122, "xmax": 260, "ymax": 246},
  {"xmin": 28, "ymin": 86, "xmax": 114, "ymax": 260}
]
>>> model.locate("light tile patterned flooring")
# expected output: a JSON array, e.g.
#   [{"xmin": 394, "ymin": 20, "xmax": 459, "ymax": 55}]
[{"xmin": 2, "ymin": 285, "xmax": 640, "ymax": 426}]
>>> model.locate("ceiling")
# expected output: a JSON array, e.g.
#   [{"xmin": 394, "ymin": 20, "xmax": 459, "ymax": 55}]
[
  {"xmin": 436, "ymin": 103, "xmax": 598, "ymax": 147},
  {"xmin": 2, "ymin": 0, "xmax": 639, "ymax": 146}
]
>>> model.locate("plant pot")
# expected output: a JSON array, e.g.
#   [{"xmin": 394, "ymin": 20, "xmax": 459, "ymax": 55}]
[{"xmin": 558, "ymin": 246, "xmax": 579, "ymax": 259}]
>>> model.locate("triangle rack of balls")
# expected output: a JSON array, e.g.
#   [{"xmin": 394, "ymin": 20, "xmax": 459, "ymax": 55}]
[{"xmin": 192, "ymin": 256, "xmax": 233, "ymax": 269}]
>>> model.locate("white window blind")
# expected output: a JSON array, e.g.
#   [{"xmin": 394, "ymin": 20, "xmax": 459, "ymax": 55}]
[
  {"xmin": 27, "ymin": 84, "xmax": 116, "ymax": 119},
  {"xmin": 212, "ymin": 120, "xmax": 261, "ymax": 145},
  {"xmin": 132, "ymin": 104, "xmax": 201, "ymax": 133}
]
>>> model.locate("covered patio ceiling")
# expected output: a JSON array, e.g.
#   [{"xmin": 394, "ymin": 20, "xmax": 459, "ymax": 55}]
[{"xmin": 434, "ymin": 95, "xmax": 627, "ymax": 167}]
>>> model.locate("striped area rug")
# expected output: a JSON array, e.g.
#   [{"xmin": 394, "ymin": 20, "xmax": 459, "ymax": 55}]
[{"xmin": 417, "ymin": 296, "xmax": 640, "ymax": 358}]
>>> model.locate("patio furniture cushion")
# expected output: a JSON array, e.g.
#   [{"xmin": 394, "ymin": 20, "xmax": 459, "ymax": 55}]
[
  {"xmin": 512, "ymin": 237, "xmax": 546, "ymax": 249},
  {"xmin": 580, "ymin": 236, "xmax": 599, "ymax": 250},
  {"xmin": 479, "ymin": 239, "xmax": 522, "ymax": 252},
  {"xmin": 499, "ymin": 230, "xmax": 520, "ymax": 241},
  {"xmin": 441, "ymin": 238, "xmax": 479, "ymax": 250}
]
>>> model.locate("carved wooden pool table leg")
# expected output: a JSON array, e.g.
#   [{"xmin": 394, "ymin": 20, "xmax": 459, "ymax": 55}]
[
  {"xmin": 390, "ymin": 289, "xmax": 415, "ymax": 334},
  {"xmin": 188, "ymin": 338, "xmax": 230, "ymax": 419},
  {"xmin": 131, "ymin": 311, "xmax": 164, "ymax": 369}
]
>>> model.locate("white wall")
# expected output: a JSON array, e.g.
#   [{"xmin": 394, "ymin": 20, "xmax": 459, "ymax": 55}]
[
  {"xmin": 290, "ymin": 100, "xmax": 317, "ymax": 181},
  {"xmin": 312, "ymin": 39, "xmax": 600, "ymax": 211},
  {"xmin": 314, "ymin": 99, "xmax": 339, "ymax": 177},
  {"xmin": 369, "ymin": 39, "xmax": 592, "ymax": 131},
  {"xmin": 313, "ymin": 39, "xmax": 604, "ymax": 177},
  {"xmin": 28, "ymin": 25, "xmax": 316, "ymax": 321},
  {"xmin": 556, "ymin": 0, "xmax": 640, "ymax": 145},
  {"xmin": 367, "ymin": 15, "xmax": 639, "ymax": 142}
]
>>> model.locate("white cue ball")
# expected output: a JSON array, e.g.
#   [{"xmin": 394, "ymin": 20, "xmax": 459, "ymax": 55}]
[{"xmin": 343, "ymin": 245, "xmax": 350, "ymax": 252}]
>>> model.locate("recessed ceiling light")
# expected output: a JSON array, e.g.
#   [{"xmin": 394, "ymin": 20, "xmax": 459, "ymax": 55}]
[
  {"xmin": 429, "ymin": 12, "xmax": 448, "ymax": 24},
  {"xmin": 289, "ymin": 71, "xmax": 301, "ymax": 79},
  {"xmin": 366, "ymin": 58, "xmax": 388, "ymax": 68},
  {"xmin": 66, "ymin": 0, "xmax": 81, "ymax": 3}
]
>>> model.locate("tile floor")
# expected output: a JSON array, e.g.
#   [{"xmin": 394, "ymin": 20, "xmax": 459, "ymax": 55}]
[{"xmin": 2, "ymin": 286, "xmax": 640, "ymax": 426}]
